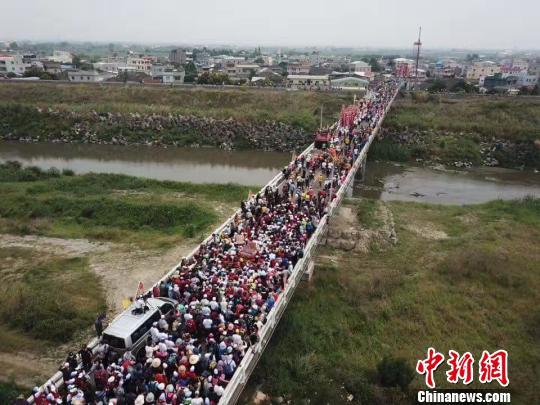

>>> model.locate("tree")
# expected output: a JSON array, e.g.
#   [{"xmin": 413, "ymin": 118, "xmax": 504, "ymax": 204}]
[
  {"xmin": 72, "ymin": 55, "xmax": 82, "ymax": 68},
  {"xmin": 427, "ymin": 79, "xmax": 447, "ymax": 93},
  {"xmin": 450, "ymin": 79, "xmax": 477, "ymax": 93},
  {"xmin": 9, "ymin": 41, "xmax": 18, "ymax": 50},
  {"xmin": 368, "ymin": 57, "xmax": 382, "ymax": 72},
  {"xmin": 197, "ymin": 72, "xmax": 231, "ymax": 85},
  {"xmin": 184, "ymin": 62, "xmax": 198, "ymax": 83},
  {"xmin": 254, "ymin": 57, "xmax": 264, "ymax": 65}
]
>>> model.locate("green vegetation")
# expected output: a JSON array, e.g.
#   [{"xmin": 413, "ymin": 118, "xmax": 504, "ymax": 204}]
[
  {"xmin": 247, "ymin": 197, "xmax": 540, "ymax": 404},
  {"xmin": 0, "ymin": 83, "xmax": 351, "ymax": 132},
  {"xmin": 0, "ymin": 248, "xmax": 106, "ymax": 342},
  {"xmin": 386, "ymin": 95, "xmax": 540, "ymax": 140},
  {"xmin": 355, "ymin": 198, "xmax": 382, "ymax": 229},
  {"xmin": 0, "ymin": 382, "xmax": 22, "ymax": 403},
  {"xmin": 382, "ymin": 94, "xmax": 540, "ymax": 167},
  {"xmin": 369, "ymin": 138, "xmax": 411, "ymax": 162},
  {"xmin": 0, "ymin": 161, "xmax": 250, "ymax": 248}
]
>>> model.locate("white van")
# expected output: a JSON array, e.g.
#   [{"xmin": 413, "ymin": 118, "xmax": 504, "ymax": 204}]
[{"xmin": 101, "ymin": 297, "xmax": 177, "ymax": 355}]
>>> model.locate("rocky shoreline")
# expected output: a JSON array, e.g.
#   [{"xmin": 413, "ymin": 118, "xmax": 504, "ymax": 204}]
[
  {"xmin": 379, "ymin": 127, "xmax": 540, "ymax": 169},
  {"xmin": 0, "ymin": 106, "xmax": 312, "ymax": 152}
]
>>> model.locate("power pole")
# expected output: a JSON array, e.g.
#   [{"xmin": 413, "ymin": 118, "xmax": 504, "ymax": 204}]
[{"xmin": 414, "ymin": 26, "xmax": 422, "ymax": 90}]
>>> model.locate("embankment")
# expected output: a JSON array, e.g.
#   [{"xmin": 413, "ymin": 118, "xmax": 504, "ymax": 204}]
[
  {"xmin": 376, "ymin": 93, "xmax": 540, "ymax": 169},
  {"xmin": 0, "ymin": 83, "xmax": 352, "ymax": 152}
]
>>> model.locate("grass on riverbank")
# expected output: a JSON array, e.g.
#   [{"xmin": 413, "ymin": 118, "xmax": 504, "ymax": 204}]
[
  {"xmin": 0, "ymin": 161, "xmax": 251, "ymax": 249},
  {"xmin": 379, "ymin": 94, "xmax": 540, "ymax": 168},
  {"xmin": 0, "ymin": 83, "xmax": 351, "ymax": 132},
  {"xmin": 385, "ymin": 94, "xmax": 540, "ymax": 141},
  {"xmin": 246, "ymin": 197, "xmax": 540, "ymax": 404},
  {"xmin": 0, "ymin": 247, "xmax": 106, "ymax": 343}
]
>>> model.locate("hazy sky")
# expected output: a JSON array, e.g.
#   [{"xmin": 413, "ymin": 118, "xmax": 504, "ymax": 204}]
[{"xmin": 2, "ymin": 0, "xmax": 539, "ymax": 49}]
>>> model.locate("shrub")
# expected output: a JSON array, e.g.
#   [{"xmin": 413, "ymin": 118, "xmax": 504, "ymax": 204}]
[{"xmin": 376, "ymin": 356, "xmax": 415, "ymax": 392}]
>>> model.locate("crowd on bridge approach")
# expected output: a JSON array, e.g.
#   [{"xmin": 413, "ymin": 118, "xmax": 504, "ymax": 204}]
[{"xmin": 28, "ymin": 79, "xmax": 400, "ymax": 405}]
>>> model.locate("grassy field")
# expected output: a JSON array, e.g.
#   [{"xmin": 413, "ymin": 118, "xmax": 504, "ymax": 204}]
[
  {"xmin": 0, "ymin": 247, "xmax": 106, "ymax": 343},
  {"xmin": 386, "ymin": 94, "xmax": 540, "ymax": 141},
  {"xmin": 0, "ymin": 83, "xmax": 351, "ymax": 132},
  {"xmin": 246, "ymin": 197, "xmax": 540, "ymax": 404},
  {"xmin": 0, "ymin": 161, "xmax": 251, "ymax": 249},
  {"xmin": 378, "ymin": 93, "xmax": 540, "ymax": 167}
]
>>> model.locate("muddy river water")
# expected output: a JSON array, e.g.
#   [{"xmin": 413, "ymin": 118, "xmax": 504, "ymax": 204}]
[
  {"xmin": 355, "ymin": 161, "xmax": 540, "ymax": 204},
  {"xmin": 1, "ymin": 142, "xmax": 539, "ymax": 204}
]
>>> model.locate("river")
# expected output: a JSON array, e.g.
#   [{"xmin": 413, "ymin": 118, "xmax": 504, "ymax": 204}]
[
  {"xmin": 1, "ymin": 142, "xmax": 539, "ymax": 204},
  {"xmin": 0, "ymin": 142, "xmax": 291, "ymax": 186},
  {"xmin": 355, "ymin": 161, "xmax": 540, "ymax": 204}
]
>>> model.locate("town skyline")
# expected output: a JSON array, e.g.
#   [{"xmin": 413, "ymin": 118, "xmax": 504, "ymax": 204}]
[{"xmin": 2, "ymin": 0, "xmax": 539, "ymax": 50}]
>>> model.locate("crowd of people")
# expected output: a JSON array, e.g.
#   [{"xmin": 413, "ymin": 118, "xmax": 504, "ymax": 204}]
[{"xmin": 29, "ymin": 80, "xmax": 399, "ymax": 405}]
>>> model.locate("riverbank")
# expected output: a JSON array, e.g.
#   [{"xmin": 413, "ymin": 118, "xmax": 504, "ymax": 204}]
[
  {"xmin": 245, "ymin": 197, "xmax": 540, "ymax": 404},
  {"xmin": 0, "ymin": 162, "xmax": 251, "ymax": 389},
  {"xmin": 0, "ymin": 83, "xmax": 351, "ymax": 151},
  {"xmin": 377, "ymin": 93, "xmax": 540, "ymax": 169}
]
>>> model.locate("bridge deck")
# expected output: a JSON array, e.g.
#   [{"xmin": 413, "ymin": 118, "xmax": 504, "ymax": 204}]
[{"xmin": 28, "ymin": 80, "xmax": 401, "ymax": 405}]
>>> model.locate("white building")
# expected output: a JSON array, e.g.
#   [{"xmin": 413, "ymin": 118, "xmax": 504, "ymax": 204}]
[
  {"xmin": 48, "ymin": 50, "xmax": 73, "ymax": 64},
  {"xmin": 68, "ymin": 70, "xmax": 110, "ymax": 82},
  {"xmin": 126, "ymin": 57, "xmax": 152, "ymax": 74},
  {"xmin": 151, "ymin": 64, "xmax": 185, "ymax": 84},
  {"xmin": 211, "ymin": 55, "xmax": 246, "ymax": 66},
  {"xmin": 0, "ymin": 54, "xmax": 27, "ymax": 75},
  {"xmin": 349, "ymin": 61, "xmax": 372, "ymax": 76},
  {"xmin": 287, "ymin": 74, "xmax": 330, "ymax": 90},
  {"xmin": 331, "ymin": 76, "xmax": 369, "ymax": 91}
]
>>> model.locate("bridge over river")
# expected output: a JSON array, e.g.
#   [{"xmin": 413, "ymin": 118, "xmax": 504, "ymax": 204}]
[{"xmin": 28, "ymin": 80, "xmax": 402, "ymax": 405}]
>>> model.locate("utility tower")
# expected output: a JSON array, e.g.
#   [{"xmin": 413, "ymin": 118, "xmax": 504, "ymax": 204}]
[{"xmin": 413, "ymin": 26, "xmax": 422, "ymax": 90}]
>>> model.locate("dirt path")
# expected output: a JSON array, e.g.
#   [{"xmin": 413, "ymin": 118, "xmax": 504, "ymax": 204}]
[{"xmin": 89, "ymin": 241, "xmax": 199, "ymax": 314}]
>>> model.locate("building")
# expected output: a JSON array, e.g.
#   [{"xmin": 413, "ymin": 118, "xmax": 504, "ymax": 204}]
[
  {"xmin": 500, "ymin": 59, "xmax": 529, "ymax": 75},
  {"xmin": 169, "ymin": 48, "xmax": 187, "ymax": 65},
  {"xmin": 211, "ymin": 55, "xmax": 245, "ymax": 66},
  {"xmin": 42, "ymin": 61, "xmax": 62, "ymax": 75},
  {"xmin": 431, "ymin": 59, "xmax": 462, "ymax": 78},
  {"xmin": 515, "ymin": 73, "xmax": 538, "ymax": 89},
  {"xmin": 286, "ymin": 74, "xmax": 330, "ymax": 90},
  {"xmin": 349, "ymin": 61, "xmax": 372, "ymax": 75},
  {"xmin": 393, "ymin": 58, "xmax": 415, "ymax": 78},
  {"xmin": 225, "ymin": 64, "xmax": 260, "ymax": 80},
  {"xmin": 0, "ymin": 54, "xmax": 27, "ymax": 75},
  {"xmin": 151, "ymin": 64, "xmax": 185, "ymax": 84},
  {"xmin": 466, "ymin": 61, "xmax": 500, "ymax": 81},
  {"xmin": 48, "ymin": 50, "xmax": 73, "ymax": 64},
  {"xmin": 126, "ymin": 56, "xmax": 152, "ymax": 74},
  {"xmin": 330, "ymin": 76, "xmax": 369, "ymax": 91},
  {"xmin": 67, "ymin": 70, "xmax": 110, "ymax": 82},
  {"xmin": 287, "ymin": 61, "xmax": 311, "ymax": 76},
  {"xmin": 309, "ymin": 51, "xmax": 320, "ymax": 66},
  {"xmin": 195, "ymin": 51, "xmax": 211, "ymax": 65}
]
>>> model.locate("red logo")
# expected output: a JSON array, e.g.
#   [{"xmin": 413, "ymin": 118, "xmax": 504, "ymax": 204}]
[
  {"xmin": 478, "ymin": 350, "xmax": 509, "ymax": 387},
  {"xmin": 446, "ymin": 350, "xmax": 474, "ymax": 385},
  {"xmin": 417, "ymin": 348, "xmax": 509, "ymax": 388},
  {"xmin": 416, "ymin": 347, "xmax": 445, "ymax": 388}
]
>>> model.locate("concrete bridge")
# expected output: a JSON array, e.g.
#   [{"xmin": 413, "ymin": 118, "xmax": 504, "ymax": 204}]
[{"xmin": 28, "ymin": 80, "xmax": 402, "ymax": 405}]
